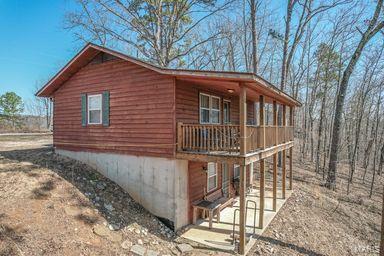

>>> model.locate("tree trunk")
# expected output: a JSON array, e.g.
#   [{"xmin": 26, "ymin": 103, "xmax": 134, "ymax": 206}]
[
  {"xmin": 280, "ymin": 0, "xmax": 294, "ymax": 91},
  {"xmin": 315, "ymin": 78, "xmax": 328, "ymax": 173},
  {"xmin": 250, "ymin": 0, "xmax": 258, "ymax": 74},
  {"xmin": 379, "ymin": 145, "xmax": 384, "ymax": 175},
  {"xmin": 369, "ymin": 94, "xmax": 381, "ymax": 198},
  {"xmin": 363, "ymin": 138, "xmax": 374, "ymax": 183},
  {"xmin": 381, "ymin": 185, "xmax": 384, "ymax": 255},
  {"xmin": 326, "ymin": 1, "xmax": 384, "ymax": 189}
]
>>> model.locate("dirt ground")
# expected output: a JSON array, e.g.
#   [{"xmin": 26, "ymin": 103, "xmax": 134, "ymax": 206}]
[{"xmin": 0, "ymin": 134, "xmax": 382, "ymax": 255}]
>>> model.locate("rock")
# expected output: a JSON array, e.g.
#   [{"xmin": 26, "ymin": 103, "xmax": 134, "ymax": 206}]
[
  {"xmin": 137, "ymin": 239, "xmax": 143, "ymax": 245},
  {"xmin": 176, "ymin": 243, "xmax": 193, "ymax": 253},
  {"xmin": 64, "ymin": 206, "xmax": 82, "ymax": 216},
  {"xmin": 121, "ymin": 239, "xmax": 132, "ymax": 249},
  {"xmin": 147, "ymin": 249, "xmax": 159, "ymax": 256},
  {"xmin": 108, "ymin": 223, "xmax": 120, "ymax": 231},
  {"xmin": 92, "ymin": 224, "xmax": 123, "ymax": 242},
  {"xmin": 96, "ymin": 182, "xmax": 106, "ymax": 190},
  {"xmin": 134, "ymin": 228, "xmax": 141, "ymax": 234},
  {"xmin": 171, "ymin": 247, "xmax": 181, "ymax": 255},
  {"xmin": 104, "ymin": 203, "xmax": 114, "ymax": 212},
  {"xmin": 130, "ymin": 244, "xmax": 146, "ymax": 256},
  {"xmin": 93, "ymin": 224, "xmax": 109, "ymax": 235},
  {"xmin": 151, "ymin": 240, "xmax": 159, "ymax": 245}
]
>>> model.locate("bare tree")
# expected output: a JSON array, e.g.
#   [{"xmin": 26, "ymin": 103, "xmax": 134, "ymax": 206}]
[
  {"xmin": 326, "ymin": 0, "xmax": 384, "ymax": 189},
  {"xmin": 369, "ymin": 88, "xmax": 382, "ymax": 197},
  {"xmin": 66, "ymin": 0, "xmax": 233, "ymax": 67},
  {"xmin": 279, "ymin": 0, "xmax": 349, "ymax": 91},
  {"xmin": 33, "ymin": 83, "xmax": 52, "ymax": 130},
  {"xmin": 249, "ymin": 0, "xmax": 260, "ymax": 74},
  {"xmin": 381, "ymin": 186, "xmax": 384, "ymax": 255}
]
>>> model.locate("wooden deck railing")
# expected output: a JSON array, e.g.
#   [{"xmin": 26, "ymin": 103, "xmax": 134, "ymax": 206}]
[
  {"xmin": 177, "ymin": 123, "xmax": 240, "ymax": 153},
  {"xmin": 177, "ymin": 122, "xmax": 294, "ymax": 154}
]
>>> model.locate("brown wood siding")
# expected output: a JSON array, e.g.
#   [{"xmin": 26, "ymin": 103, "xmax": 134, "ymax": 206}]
[
  {"xmin": 176, "ymin": 80, "xmax": 254, "ymax": 125},
  {"xmin": 187, "ymin": 161, "xmax": 223, "ymax": 222},
  {"xmin": 53, "ymin": 58, "xmax": 176, "ymax": 158},
  {"xmin": 187, "ymin": 161, "xmax": 251, "ymax": 223}
]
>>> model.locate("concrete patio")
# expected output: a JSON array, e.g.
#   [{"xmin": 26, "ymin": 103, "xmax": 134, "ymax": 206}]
[{"xmin": 181, "ymin": 188, "xmax": 292, "ymax": 253}]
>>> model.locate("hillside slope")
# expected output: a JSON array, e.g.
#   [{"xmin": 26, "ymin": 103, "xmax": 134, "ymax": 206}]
[{"xmin": 0, "ymin": 135, "xmax": 382, "ymax": 255}]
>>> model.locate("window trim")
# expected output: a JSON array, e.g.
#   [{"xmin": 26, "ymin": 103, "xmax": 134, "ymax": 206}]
[
  {"xmin": 210, "ymin": 95, "xmax": 221, "ymax": 124},
  {"xmin": 233, "ymin": 164, "xmax": 240, "ymax": 178},
  {"xmin": 207, "ymin": 162, "xmax": 218, "ymax": 192},
  {"xmin": 199, "ymin": 93, "xmax": 211, "ymax": 124},
  {"xmin": 199, "ymin": 92, "xmax": 221, "ymax": 124},
  {"xmin": 223, "ymin": 99, "xmax": 231, "ymax": 124},
  {"xmin": 87, "ymin": 94, "xmax": 102, "ymax": 125}
]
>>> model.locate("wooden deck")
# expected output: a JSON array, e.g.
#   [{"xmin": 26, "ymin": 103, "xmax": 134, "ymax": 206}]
[{"xmin": 176, "ymin": 122, "xmax": 294, "ymax": 164}]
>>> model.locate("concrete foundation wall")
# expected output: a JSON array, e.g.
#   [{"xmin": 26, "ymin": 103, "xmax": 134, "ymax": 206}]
[{"xmin": 56, "ymin": 149, "xmax": 189, "ymax": 230}]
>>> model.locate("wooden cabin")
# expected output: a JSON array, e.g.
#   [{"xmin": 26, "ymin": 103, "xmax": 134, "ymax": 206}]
[{"xmin": 37, "ymin": 43, "xmax": 300, "ymax": 254}]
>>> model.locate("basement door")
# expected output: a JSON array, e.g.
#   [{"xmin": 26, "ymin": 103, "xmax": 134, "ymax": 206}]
[{"xmin": 222, "ymin": 163, "xmax": 229, "ymax": 197}]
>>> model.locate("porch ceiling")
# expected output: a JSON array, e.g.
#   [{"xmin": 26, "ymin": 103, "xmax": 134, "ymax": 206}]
[
  {"xmin": 176, "ymin": 77, "xmax": 289, "ymax": 106},
  {"xmin": 175, "ymin": 141, "xmax": 294, "ymax": 165}
]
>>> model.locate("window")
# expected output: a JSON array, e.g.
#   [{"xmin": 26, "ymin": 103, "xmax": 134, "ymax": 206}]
[
  {"xmin": 199, "ymin": 93, "xmax": 221, "ymax": 124},
  {"xmin": 223, "ymin": 100, "xmax": 231, "ymax": 124},
  {"xmin": 200, "ymin": 94, "xmax": 210, "ymax": 123},
  {"xmin": 254, "ymin": 102, "xmax": 259, "ymax": 126},
  {"xmin": 207, "ymin": 162, "xmax": 218, "ymax": 192},
  {"xmin": 211, "ymin": 96, "xmax": 220, "ymax": 124},
  {"xmin": 233, "ymin": 164, "xmax": 240, "ymax": 178},
  {"xmin": 88, "ymin": 94, "xmax": 102, "ymax": 124}
]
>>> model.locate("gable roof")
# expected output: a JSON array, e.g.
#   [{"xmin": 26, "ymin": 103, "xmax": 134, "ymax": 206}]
[{"xmin": 36, "ymin": 43, "xmax": 301, "ymax": 107}]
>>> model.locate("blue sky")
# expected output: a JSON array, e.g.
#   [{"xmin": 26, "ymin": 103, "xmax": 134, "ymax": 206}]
[
  {"xmin": 0, "ymin": 0, "xmax": 285, "ymax": 106},
  {"xmin": 0, "ymin": 0, "xmax": 82, "ymax": 106}
]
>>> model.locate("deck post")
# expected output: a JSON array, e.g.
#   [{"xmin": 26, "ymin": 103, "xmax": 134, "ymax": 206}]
[
  {"xmin": 259, "ymin": 95, "xmax": 265, "ymax": 228},
  {"xmin": 289, "ymin": 107, "xmax": 294, "ymax": 190},
  {"xmin": 272, "ymin": 101, "xmax": 277, "ymax": 211},
  {"xmin": 249, "ymin": 162, "xmax": 254, "ymax": 184},
  {"xmin": 239, "ymin": 83, "xmax": 247, "ymax": 255},
  {"xmin": 282, "ymin": 105, "xmax": 286, "ymax": 199},
  {"xmin": 177, "ymin": 122, "xmax": 183, "ymax": 151}
]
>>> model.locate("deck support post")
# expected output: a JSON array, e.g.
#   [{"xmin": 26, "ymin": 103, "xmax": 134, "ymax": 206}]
[
  {"xmin": 177, "ymin": 122, "xmax": 183, "ymax": 151},
  {"xmin": 259, "ymin": 159, "xmax": 265, "ymax": 228},
  {"xmin": 249, "ymin": 162, "xmax": 254, "ymax": 184},
  {"xmin": 282, "ymin": 105, "xmax": 286, "ymax": 199},
  {"xmin": 289, "ymin": 107, "xmax": 294, "ymax": 190},
  {"xmin": 272, "ymin": 101, "xmax": 277, "ymax": 211},
  {"xmin": 259, "ymin": 95, "xmax": 265, "ymax": 228},
  {"xmin": 239, "ymin": 83, "xmax": 247, "ymax": 255}
]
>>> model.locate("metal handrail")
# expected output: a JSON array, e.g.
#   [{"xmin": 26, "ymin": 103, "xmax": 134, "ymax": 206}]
[
  {"xmin": 246, "ymin": 200, "xmax": 257, "ymax": 234},
  {"xmin": 231, "ymin": 199, "xmax": 258, "ymax": 246},
  {"xmin": 232, "ymin": 208, "xmax": 240, "ymax": 245}
]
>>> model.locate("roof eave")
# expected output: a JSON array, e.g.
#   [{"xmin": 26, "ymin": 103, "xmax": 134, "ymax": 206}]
[{"xmin": 36, "ymin": 43, "xmax": 302, "ymax": 107}]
